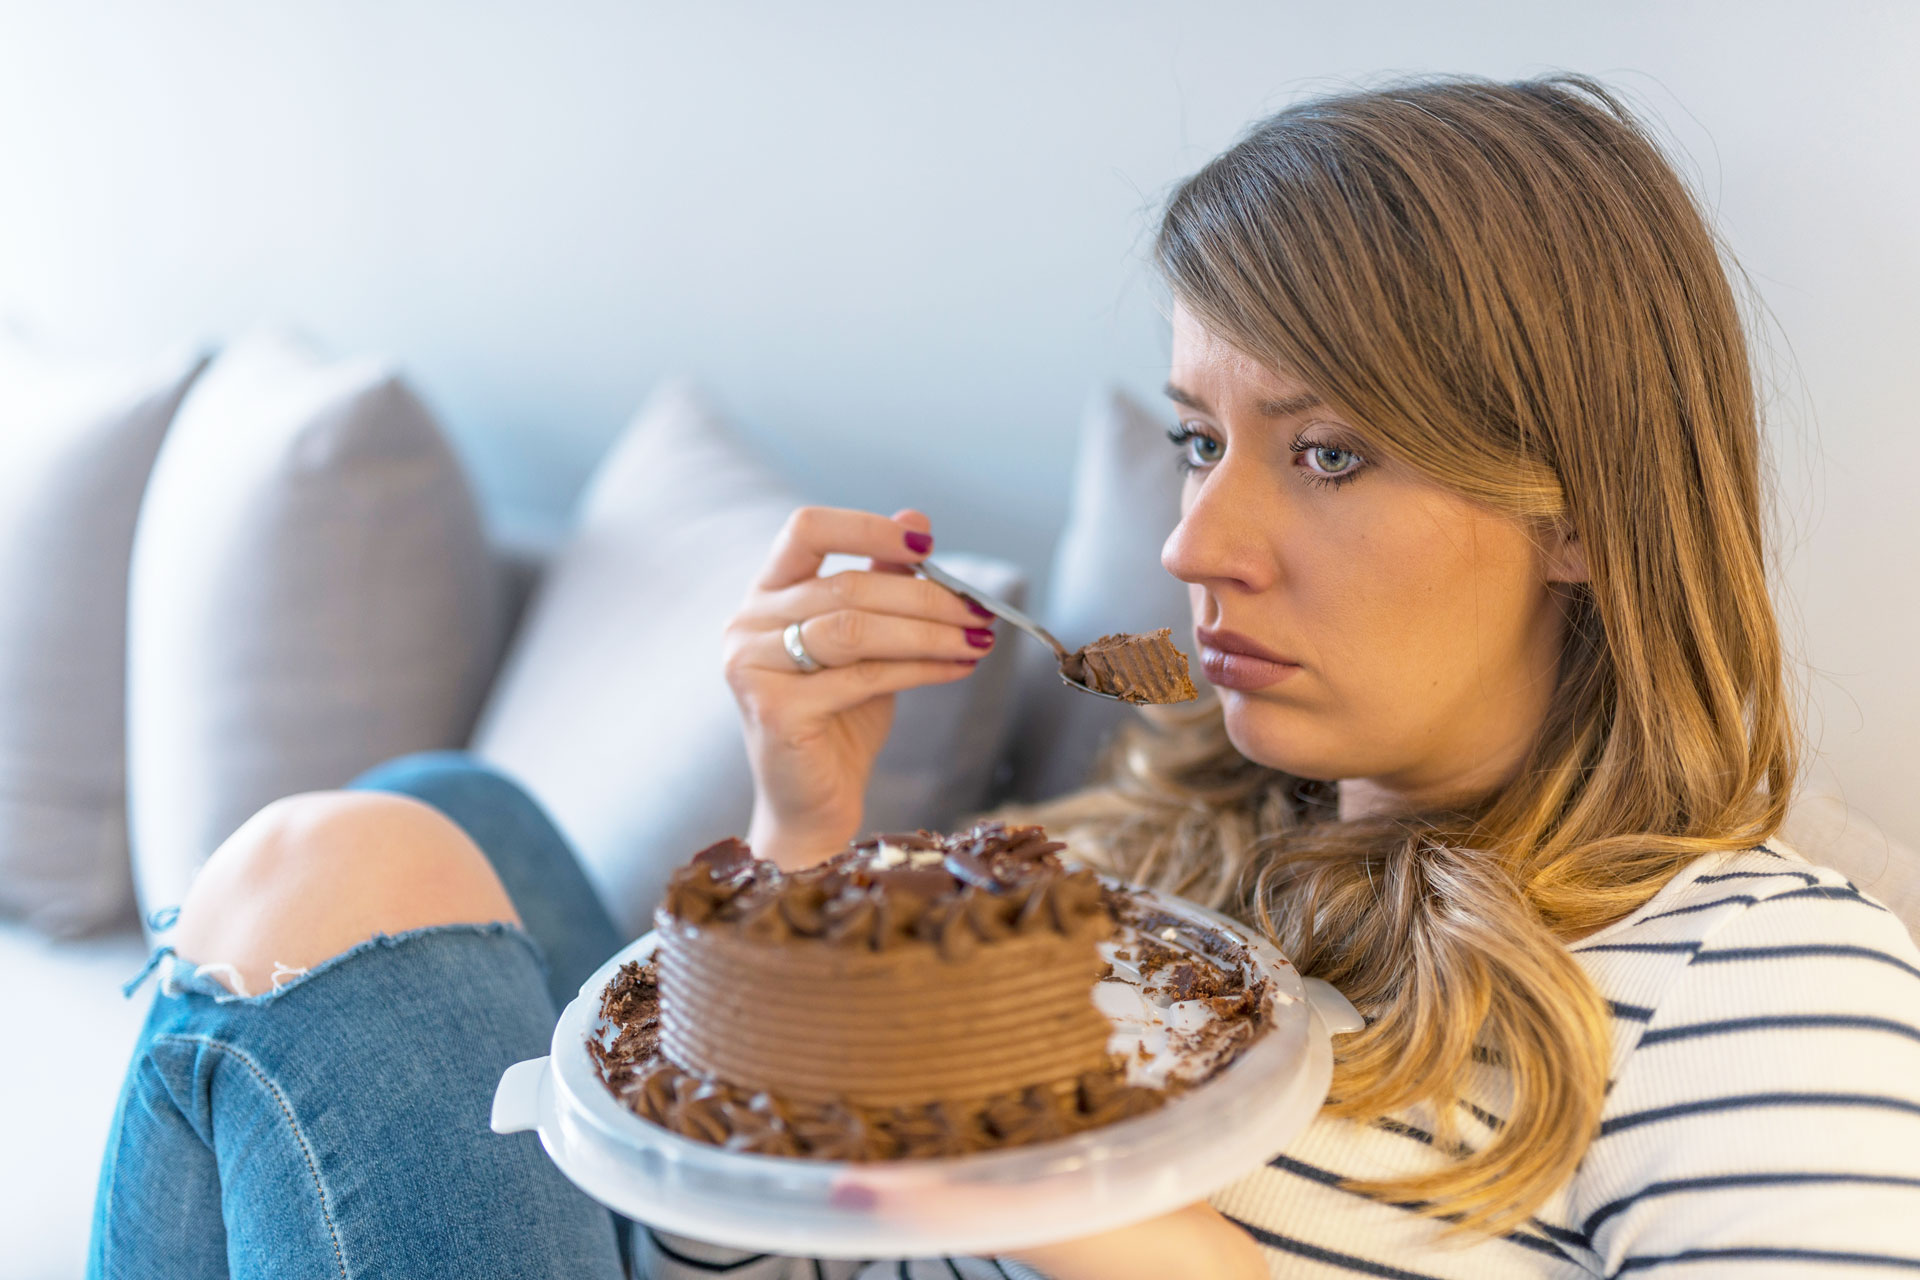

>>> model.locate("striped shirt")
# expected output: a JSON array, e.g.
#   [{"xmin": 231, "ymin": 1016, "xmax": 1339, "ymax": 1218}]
[{"xmin": 640, "ymin": 841, "xmax": 1920, "ymax": 1278}]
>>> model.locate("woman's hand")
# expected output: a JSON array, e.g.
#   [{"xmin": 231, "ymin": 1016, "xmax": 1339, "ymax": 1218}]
[
  {"xmin": 826, "ymin": 1167, "xmax": 1266, "ymax": 1280},
  {"xmin": 1009, "ymin": 1202, "xmax": 1268, "ymax": 1280},
  {"xmin": 723, "ymin": 505, "xmax": 996, "ymax": 869}
]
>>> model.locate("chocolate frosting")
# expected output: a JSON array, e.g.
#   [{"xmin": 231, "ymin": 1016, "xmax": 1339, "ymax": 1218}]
[
  {"xmin": 661, "ymin": 820, "xmax": 1104, "ymax": 955},
  {"xmin": 589, "ymin": 820, "xmax": 1264, "ymax": 1163},
  {"xmin": 596, "ymin": 956, "xmax": 1169, "ymax": 1159}
]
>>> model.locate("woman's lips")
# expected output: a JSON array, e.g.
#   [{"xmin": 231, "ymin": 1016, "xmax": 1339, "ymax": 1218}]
[
  {"xmin": 1200, "ymin": 646, "xmax": 1301, "ymax": 690},
  {"xmin": 1196, "ymin": 627, "xmax": 1302, "ymax": 691}
]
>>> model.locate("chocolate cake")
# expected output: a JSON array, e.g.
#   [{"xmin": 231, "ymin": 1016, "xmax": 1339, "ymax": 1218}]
[
  {"xmin": 590, "ymin": 820, "xmax": 1267, "ymax": 1160},
  {"xmin": 1061, "ymin": 628, "xmax": 1198, "ymax": 704}
]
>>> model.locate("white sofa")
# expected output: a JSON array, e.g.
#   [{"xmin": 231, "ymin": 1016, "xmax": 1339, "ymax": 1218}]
[
  {"xmin": 0, "ymin": 346, "xmax": 1186, "ymax": 1277},
  {"xmin": 4, "ymin": 340, "xmax": 1916, "ymax": 1279}
]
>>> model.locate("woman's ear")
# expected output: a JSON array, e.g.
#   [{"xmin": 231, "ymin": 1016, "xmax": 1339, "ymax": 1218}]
[{"xmin": 1543, "ymin": 519, "xmax": 1589, "ymax": 584}]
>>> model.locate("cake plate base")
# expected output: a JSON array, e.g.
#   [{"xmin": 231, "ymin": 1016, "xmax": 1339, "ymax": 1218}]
[{"xmin": 492, "ymin": 887, "xmax": 1360, "ymax": 1259}]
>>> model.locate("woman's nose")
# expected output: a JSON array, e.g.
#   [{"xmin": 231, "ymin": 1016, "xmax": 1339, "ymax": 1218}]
[{"xmin": 1161, "ymin": 473, "xmax": 1275, "ymax": 591}]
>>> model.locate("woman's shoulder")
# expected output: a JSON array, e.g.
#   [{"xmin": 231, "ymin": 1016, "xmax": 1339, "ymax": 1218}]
[
  {"xmin": 1571, "ymin": 840, "xmax": 1920, "ymax": 1035},
  {"xmin": 1575, "ymin": 839, "xmax": 1918, "ymax": 966},
  {"xmin": 1559, "ymin": 842, "xmax": 1920, "ymax": 1270}
]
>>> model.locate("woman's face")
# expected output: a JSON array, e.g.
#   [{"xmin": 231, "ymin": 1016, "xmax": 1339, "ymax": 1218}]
[{"xmin": 1160, "ymin": 302, "xmax": 1580, "ymax": 814}]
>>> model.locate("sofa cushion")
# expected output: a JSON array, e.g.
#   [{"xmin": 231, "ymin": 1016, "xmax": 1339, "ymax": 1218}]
[
  {"xmin": 998, "ymin": 386, "xmax": 1192, "ymax": 804},
  {"xmin": 126, "ymin": 333, "xmax": 502, "ymax": 921},
  {"xmin": 1783, "ymin": 791, "xmax": 1920, "ymax": 942},
  {"xmin": 469, "ymin": 379, "xmax": 1028, "ymax": 936},
  {"xmin": 0, "ymin": 340, "xmax": 208, "ymax": 936}
]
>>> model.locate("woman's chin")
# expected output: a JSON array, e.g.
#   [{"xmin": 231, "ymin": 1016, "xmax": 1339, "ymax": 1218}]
[{"xmin": 1219, "ymin": 701, "xmax": 1343, "ymax": 779}]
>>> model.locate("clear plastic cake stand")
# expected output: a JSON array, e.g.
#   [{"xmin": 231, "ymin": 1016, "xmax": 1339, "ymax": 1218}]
[{"xmin": 491, "ymin": 887, "xmax": 1362, "ymax": 1259}]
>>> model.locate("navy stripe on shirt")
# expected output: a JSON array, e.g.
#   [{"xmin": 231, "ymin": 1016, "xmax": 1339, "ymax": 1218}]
[
  {"xmin": 1634, "ymin": 894, "xmax": 1760, "ymax": 922},
  {"xmin": 1371, "ymin": 1116, "xmax": 1473, "ymax": 1159},
  {"xmin": 1610, "ymin": 1000, "xmax": 1656, "ymax": 1021},
  {"xmin": 1689, "ymin": 944, "xmax": 1920, "ymax": 982},
  {"xmin": 1632, "ymin": 884, "xmax": 1884, "ymax": 927},
  {"xmin": 1599, "ymin": 1092, "xmax": 1920, "ymax": 1139},
  {"xmin": 1356, "ymin": 1116, "xmax": 1588, "ymax": 1254},
  {"xmin": 1611, "ymin": 1245, "xmax": 1920, "ymax": 1274},
  {"xmin": 1582, "ymin": 1171, "xmax": 1920, "ymax": 1239},
  {"xmin": 1577, "ymin": 941, "xmax": 1703, "ymax": 956},
  {"xmin": 1772, "ymin": 884, "xmax": 1884, "ymax": 910},
  {"xmin": 1262, "ymin": 1153, "xmax": 1574, "ymax": 1263},
  {"xmin": 1638, "ymin": 1013, "xmax": 1920, "ymax": 1049},
  {"xmin": 645, "ymin": 1228, "xmax": 769, "ymax": 1272},
  {"xmin": 1693, "ymin": 868, "xmax": 1820, "ymax": 886},
  {"xmin": 1222, "ymin": 1212, "xmax": 1450, "ymax": 1280}
]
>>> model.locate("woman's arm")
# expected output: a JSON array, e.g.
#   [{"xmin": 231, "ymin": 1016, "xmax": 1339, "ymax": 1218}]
[
  {"xmin": 1009, "ymin": 1202, "xmax": 1268, "ymax": 1280},
  {"xmin": 633, "ymin": 1210, "xmax": 1268, "ymax": 1280}
]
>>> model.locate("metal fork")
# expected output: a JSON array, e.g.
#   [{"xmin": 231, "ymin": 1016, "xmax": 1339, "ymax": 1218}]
[{"xmin": 913, "ymin": 558, "xmax": 1125, "ymax": 702}]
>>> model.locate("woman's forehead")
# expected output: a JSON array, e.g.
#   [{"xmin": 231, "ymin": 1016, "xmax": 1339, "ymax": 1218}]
[{"xmin": 1169, "ymin": 304, "xmax": 1323, "ymax": 415}]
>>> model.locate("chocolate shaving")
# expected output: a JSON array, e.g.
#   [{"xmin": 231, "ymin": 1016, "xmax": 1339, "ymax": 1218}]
[{"xmin": 660, "ymin": 819, "xmax": 1106, "ymax": 957}]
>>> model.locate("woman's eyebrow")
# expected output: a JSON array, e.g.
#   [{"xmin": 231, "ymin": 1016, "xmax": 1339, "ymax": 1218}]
[{"xmin": 1162, "ymin": 382, "xmax": 1326, "ymax": 418}]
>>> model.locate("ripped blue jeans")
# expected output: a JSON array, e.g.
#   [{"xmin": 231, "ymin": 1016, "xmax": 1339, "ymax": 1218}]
[{"xmin": 88, "ymin": 752, "xmax": 631, "ymax": 1280}]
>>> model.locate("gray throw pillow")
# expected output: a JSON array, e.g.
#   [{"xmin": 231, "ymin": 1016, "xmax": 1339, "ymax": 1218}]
[
  {"xmin": 126, "ymin": 333, "xmax": 502, "ymax": 921},
  {"xmin": 998, "ymin": 386, "xmax": 1192, "ymax": 804},
  {"xmin": 469, "ymin": 379, "xmax": 1028, "ymax": 936},
  {"xmin": 0, "ymin": 341, "xmax": 208, "ymax": 936}
]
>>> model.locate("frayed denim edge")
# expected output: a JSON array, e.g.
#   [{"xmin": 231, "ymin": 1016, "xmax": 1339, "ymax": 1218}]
[{"xmin": 122, "ymin": 921, "xmax": 547, "ymax": 1006}]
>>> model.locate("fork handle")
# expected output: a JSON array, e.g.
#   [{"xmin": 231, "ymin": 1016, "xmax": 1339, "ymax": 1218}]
[{"xmin": 913, "ymin": 560, "xmax": 1069, "ymax": 662}]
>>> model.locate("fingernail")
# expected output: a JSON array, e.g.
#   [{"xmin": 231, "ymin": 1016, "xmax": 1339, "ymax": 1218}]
[
  {"xmin": 964, "ymin": 598, "xmax": 994, "ymax": 619},
  {"xmin": 966, "ymin": 627, "xmax": 995, "ymax": 649},
  {"xmin": 903, "ymin": 530, "xmax": 933, "ymax": 555}
]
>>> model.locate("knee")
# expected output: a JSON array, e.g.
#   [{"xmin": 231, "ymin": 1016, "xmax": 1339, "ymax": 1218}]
[
  {"xmin": 348, "ymin": 752, "xmax": 545, "ymax": 845},
  {"xmin": 346, "ymin": 749, "xmax": 488, "ymax": 798},
  {"xmin": 173, "ymin": 790, "xmax": 520, "ymax": 994}
]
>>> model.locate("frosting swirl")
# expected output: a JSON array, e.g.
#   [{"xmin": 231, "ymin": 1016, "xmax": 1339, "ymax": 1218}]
[{"xmin": 661, "ymin": 820, "xmax": 1104, "ymax": 956}]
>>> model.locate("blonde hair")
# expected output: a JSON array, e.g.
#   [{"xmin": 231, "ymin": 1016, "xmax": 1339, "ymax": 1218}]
[{"xmin": 988, "ymin": 74, "xmax": 1796, "ymax": 1234}]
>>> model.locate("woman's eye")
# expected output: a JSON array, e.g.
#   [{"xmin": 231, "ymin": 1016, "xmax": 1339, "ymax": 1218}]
[
  {"xmin": 1166, "ymin": 423, "xmax": 1223, "ymax": 473},
  {"xmin": 1290, "ymin": 434, "xmax": 1368, "ymax": 487},
  {"xmin": 1305, "ymin": 446, "xmax": 1358, "ymax": 475}
]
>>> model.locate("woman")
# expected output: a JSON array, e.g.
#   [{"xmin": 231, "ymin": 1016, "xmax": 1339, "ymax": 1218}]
[{"xmin": 91, "ymin": 73, "xmax": 1920, "ymax": 1278}]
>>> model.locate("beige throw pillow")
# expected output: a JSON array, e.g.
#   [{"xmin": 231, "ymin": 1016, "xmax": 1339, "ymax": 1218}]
[
  {"xmin": 470, "ymin": 379, "xmax": 1028, "ymax": 936},
  {"xmin": 0, "ymin": 341, "xmax": 208, "ymax": 935},
  {"xmin": 998, "ymin": 386, "xmax": 1190, "ymax": 805},
  {"xmin": 126, "ymin": 333, "xmax": 502, "ymax": 921}
]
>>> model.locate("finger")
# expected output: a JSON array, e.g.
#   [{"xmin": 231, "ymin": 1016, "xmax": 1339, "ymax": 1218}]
[
  {"xmin": 745, "ymin": 610, "xmax": 995, "ymax": 673},
  {"xmin": 758, "ymin": 506, "xmax": 933, "ymax": 591},
  {"xmin": 870, "ymin": 507, "xmax": 931, "ymax": 577},
  {"xmin": 753, "ymin": 656, "xmax": 981, "ymax": 713},
  {"xmin": 751, "ymin": 568, "xmax": 996, "ymax": 630}
]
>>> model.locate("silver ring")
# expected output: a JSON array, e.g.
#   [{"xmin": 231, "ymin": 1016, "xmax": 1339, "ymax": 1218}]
[{"xmin": 782, "ymin": 621, "xmax": 824, "ymax": 673}]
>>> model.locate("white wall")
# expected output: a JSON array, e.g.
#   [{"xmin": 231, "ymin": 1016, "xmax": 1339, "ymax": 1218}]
[{"xmin": 0, "ymin": 1, "xmax": 1913, "ymax": 843}]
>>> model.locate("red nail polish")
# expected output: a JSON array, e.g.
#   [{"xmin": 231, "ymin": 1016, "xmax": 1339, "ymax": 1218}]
[
  {"xmin": 964, "ymin": 598, "xmax": 994, "ymax": 619},
  {"xmin": 903, "ymin": 530, "xmax": 933, "ymax": 555},
  {"xmin": 966, "ymin": 627, "xmax": 995, "ymax": 649}
]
